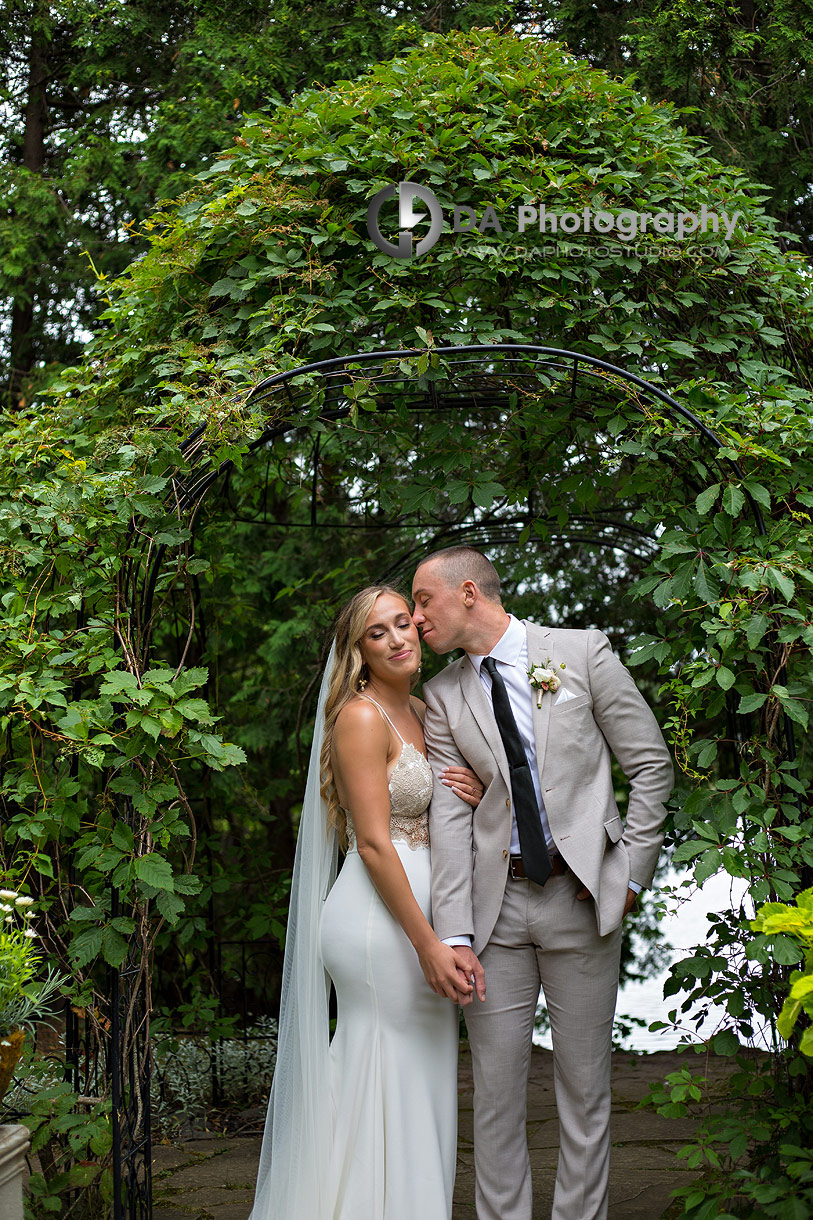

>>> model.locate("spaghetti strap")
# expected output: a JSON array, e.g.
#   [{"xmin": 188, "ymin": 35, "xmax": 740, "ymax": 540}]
[{"xmin": 358, "ymin": 694, "xmax": 406, "ymax": 744}]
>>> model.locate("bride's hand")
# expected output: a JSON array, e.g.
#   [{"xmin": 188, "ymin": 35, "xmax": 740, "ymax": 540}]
[
  {"xmin": 440, "ymin": 766, "xmax": 485, "ymax": 808},
  {"xmin": 418, "ymin": 938, "xmax": 475, "ymax": 1005}
]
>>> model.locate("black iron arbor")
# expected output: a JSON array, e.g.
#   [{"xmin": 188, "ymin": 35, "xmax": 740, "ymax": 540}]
[{"xmin": 101, "ymin": 344, "xmax": 793, "ymax": 1218}]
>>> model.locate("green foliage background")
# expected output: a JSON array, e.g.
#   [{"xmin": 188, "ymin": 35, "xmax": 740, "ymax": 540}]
[
  {"xmin": 5, "ymin": 0, "xmax": 813, "ymax": 405},
  {"xmin": 1, "ymin": 23, "xmax": 812, "ymax": 1220}
]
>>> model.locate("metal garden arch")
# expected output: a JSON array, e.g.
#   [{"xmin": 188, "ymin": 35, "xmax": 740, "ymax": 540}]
[{"xmin": 106, "ymin": 343, "xmax": 786, "ymax": 1219}]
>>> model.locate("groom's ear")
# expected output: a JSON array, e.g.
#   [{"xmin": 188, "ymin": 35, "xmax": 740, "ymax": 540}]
[{"xmin": 461, "ymin": 580, "xmax": 478, "ymax": 606}]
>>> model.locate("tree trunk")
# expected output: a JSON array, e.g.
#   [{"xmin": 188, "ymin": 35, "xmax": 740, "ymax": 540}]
[{"xmin": 9, "ymin": 20, "xmax": 48, "ymax": 407}]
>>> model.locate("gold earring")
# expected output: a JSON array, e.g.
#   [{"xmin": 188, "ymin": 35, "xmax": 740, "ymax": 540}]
[{"xmin": 358, "ymin": 669, "xmax": 367, "ymax": 690}]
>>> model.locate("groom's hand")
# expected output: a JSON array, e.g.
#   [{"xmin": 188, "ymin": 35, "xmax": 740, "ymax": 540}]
[
  {"xmin": 419, "ymin": 940, "xmax": 475, "ymax": 1004},
  {"xmin": 576, "ymin": 884, "xmax": 637, "ymax": 917},
  {"xmin": 452, "ymin": 947, "xmax": 486, "ymax": 1003}
]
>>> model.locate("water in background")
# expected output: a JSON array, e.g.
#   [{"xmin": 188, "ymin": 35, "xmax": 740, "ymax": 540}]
[{"xmin": 534, "ymin": 869, "xmax": 752, "ymax": 1052}]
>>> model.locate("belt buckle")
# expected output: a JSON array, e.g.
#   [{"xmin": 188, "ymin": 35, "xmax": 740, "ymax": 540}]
[{"xmin": 509, "ymin": 855, "xmax": 524, "ymax": 880}]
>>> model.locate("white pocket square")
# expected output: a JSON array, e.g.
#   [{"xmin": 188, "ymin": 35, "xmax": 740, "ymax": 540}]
[{"xmin": 554, "ymin": 686, "xmax": 579, "ymax": 705}]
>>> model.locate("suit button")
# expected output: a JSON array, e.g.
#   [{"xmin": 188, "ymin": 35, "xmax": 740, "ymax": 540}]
[
  {"xmin": 505, "ymin": 798, "xmax": 511, "ymax": 808},
  {"xmin": 502, "ymin": 849, "xmax": 509, "ymax": 860}
]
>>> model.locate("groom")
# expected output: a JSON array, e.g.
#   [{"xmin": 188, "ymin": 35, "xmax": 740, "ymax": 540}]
[{"xmin": 412, "ymin": 546, "xmax": 673, "ymax": 1220}]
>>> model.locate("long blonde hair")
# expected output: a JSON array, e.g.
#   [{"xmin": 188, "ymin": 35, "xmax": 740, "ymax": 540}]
[{"xmin": 319, "ymin": 585, "xmax": 412, "ymax": 848}]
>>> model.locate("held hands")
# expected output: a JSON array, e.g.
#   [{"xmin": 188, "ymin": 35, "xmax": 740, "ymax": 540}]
[
  {"xmin": 440, "ymin": 766, "xmax": 484, "ymax": 807},
  {"xmin": 452, "ymin": 946, "xmax": 486, "ymax": 1005},
  {"xmin": 418, "ymin": 941, "xmax": 487, "ymax": 1007}
]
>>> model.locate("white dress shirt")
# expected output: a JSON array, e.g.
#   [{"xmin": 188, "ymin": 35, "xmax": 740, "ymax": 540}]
[{"xmin": 443, "ymin": 615, "xmax": 639, "ymax": 951}]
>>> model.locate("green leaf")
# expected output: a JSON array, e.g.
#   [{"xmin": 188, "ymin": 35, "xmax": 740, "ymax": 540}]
[
  {"xmin": 69, "ymin": 904, "xmax": 104, "ymax": 923},
  {"xmin": 111, "ymin": 823, "xmax": 134, "ymax": 852},
  {"xmin": 174, "ymin": 697, "xmax": 212, "ymax": 721},
  {"xmin": 471, "ymin": 480, "xmax": 503, "ymax": 509},
  {"xmin": 721, "ymin": 484, "xmax": 745, "ymax": 516},
  {"xmin": 715, "ymin": 666, "xmax": 736, "ymax": 690},
  {"xmin": 156, "ymin": 890, "xmax": 185, "ymax": 923},
  {"xmin": 769, "ymin": 935, "xmax": 804, "ymax": 965},
  {"xmin": 673, "ymin": 840, "xmax": 709, "ymax": 863},
  {"xmin": 208, "ymin": 277, "xmax": 239, "ymax": 297},
  {"xmin": 737, "ymin": 691, "xmax": 767, "ymax": 714},
  {"xmin": 745, "ymin": 613, "xmax": 770, "ymax": 650},
  {"xmin": 694, "ymin": 559, "xmax": 717, "ymax": 602},
  {"xmin": 158, "ymin": 707, "xmax": 183, "ymax": 736},
  {"xmin": 138, "ymin": 714, "xmax": 162, "ymax": 741},
  {"xmin": 712, "ymin": 1029, "xmax": 739, "ymax": 1055},
  {"xmin": 695, "ymin": 848, "xmax": 722, "ymax": 885},
  {"xmin": 742, "ymin": 479, "xmax": 771, "ymax": 509},
  {"xmin": 767, "ymin": 567, "xmax": 795, "ymax": 603},
  {"xmin": 45, "ymin": 1163, "xmax": 101, "ymax": 1193},
  {"xmin": 776, "ymin": 696, "xmax": 809, "ymax": 731},
  {"xmin": 697, "ymin": 739, "xmax": 718, "ymax": 767},
  {"xmin": 101, "ymin": 926, "xmax": 129, "ymax": 967},
  {"xmin": 70, "ymin": 926, "xmax": 104, "ymax": 969},
  {"xmin": 99, "ymin": 670, "xmax": 140, "ymax": 697},
  {"xmin": 695, "ymin": 483, "xmax": 720, "ymax": 513},
  {"xmin": 134, "ymin": 854, "xmax": 175, "ymax": 892}
]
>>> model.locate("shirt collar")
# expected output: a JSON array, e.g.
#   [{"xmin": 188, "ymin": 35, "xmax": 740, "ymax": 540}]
[{"xmin": 468, "ymin": 614, "xmax": 526, "ymax": 674}]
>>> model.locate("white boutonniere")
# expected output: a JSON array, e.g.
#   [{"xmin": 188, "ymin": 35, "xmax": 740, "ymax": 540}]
[{"xmin": 528, "ymin": 658, "xmax": 566, "ymax": 708}]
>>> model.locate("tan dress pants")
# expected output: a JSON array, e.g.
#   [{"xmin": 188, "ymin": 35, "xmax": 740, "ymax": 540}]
[{"xmin": 462, "ymin": 868, "xmax": 623, "ymax": 1220}]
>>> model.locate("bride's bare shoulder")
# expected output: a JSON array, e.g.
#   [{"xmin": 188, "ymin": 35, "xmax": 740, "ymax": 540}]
[
  {"xmin": 409, "ymin": 695, "xmax": 427, "ymax": 723},
  {"xmin": 333, "ymin": 697, "xmax": 389, "ymax": 743}
]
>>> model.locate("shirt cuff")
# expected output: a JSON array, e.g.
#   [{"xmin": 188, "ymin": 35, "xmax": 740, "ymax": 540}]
[
  {"xmin": 442, "ymin": 935, "xmax": 473, "ymax": 948},
  {"xmin": 628, "ymin": 880, "xmax": 643, "ymax": 894}
]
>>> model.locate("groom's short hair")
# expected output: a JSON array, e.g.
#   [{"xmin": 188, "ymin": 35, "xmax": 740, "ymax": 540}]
[{"xmin": 417, "ymin": 546, "xmax": 502, "ymax": 604}]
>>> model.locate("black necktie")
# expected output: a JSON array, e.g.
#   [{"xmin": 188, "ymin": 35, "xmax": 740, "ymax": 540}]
[{"xmin": 482, "ymin": 656, "xmax": 552, "ymax": 887}]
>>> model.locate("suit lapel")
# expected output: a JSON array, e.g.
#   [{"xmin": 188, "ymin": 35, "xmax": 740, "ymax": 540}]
[
  {"xmin": 526, "ymin": 620, "xmax": 555, "ymax": 779},
  {"xmin": 459, "ymin": 655, "xmax": 511, "ymax": 791}
]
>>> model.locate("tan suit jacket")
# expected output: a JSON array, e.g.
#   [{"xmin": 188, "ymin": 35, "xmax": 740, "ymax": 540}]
[{"xmin": 423, "ymin": 621, "xmax": 674, "ymax": 953}]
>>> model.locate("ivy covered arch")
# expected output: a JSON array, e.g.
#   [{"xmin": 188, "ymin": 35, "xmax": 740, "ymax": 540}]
[{"xmin": 97, "ymin": 340, "xmax": 799, "ymax": 1218}]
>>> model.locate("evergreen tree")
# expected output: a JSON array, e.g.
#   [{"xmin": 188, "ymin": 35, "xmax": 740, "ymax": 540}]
[
  {"xmin": 529, "ymin": 0, "xmax": 813, "ymax": 252},
  {"xmin": 0, "ymin": 0, "xmax": 506, "ymax": 406}
]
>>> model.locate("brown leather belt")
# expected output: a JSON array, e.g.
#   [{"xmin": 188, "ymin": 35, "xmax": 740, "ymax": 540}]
[{"xmin": 509, "ymin": 853, "xmax": 568, "ymax": 881}]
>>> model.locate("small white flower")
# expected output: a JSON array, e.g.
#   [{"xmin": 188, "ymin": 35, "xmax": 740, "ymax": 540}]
[
  {"xmin": 0, "ymin": 903, "xmax": 12, "ymax": 913},
  {"xmin": 15, "ymin": 896, "xmax": 34, "ymax": 907},
  {"xmin": 23, "ymin": 928, "xmax": 37, "ymax": 938},
  {"xmin": 531, "ymin": 666, "xmax": 548, "ymax": 682},
  {"xmin": 0, "ymin": 889, "xmax": 18, "ymax": 900},
  {"xmin": 4, "ymin": 915, "xmax": 14, "ymax": 922}
]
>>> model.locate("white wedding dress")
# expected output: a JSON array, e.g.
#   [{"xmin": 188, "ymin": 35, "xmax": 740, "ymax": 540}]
[{"xmin": 319, "ymin": 697, "xmax": 459, "ymax": 1220}]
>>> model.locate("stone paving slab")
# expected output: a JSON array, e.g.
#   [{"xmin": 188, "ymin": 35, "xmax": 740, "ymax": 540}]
[{"xmin": 152, "ymin": 1046, "xmax": 727, "ymax": 1220}]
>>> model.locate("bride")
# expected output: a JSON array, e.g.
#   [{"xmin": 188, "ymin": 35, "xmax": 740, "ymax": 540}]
[{"xmin": 248, "ymin": 585, "xmax": 485, "ymax": 1220}]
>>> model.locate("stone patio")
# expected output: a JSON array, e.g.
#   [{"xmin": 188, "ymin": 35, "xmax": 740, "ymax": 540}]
[{"xmin": 152, "ymin": 1045, "xmax": 728, "ymax": 1219}]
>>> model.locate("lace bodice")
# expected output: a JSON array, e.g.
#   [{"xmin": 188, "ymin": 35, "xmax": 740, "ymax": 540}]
[{"xmin": 345, "ymin": 699, "xmax": 433, "ymax": 852}]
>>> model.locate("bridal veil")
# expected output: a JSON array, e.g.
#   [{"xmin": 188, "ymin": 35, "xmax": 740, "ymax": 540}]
[{"xmin": 248, "ymin": 642, "xmax": 338, "ymax": 1220}]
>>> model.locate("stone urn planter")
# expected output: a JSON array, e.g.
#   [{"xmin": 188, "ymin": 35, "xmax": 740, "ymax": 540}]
[{"xmin": 0, "ymin": 1124, "xmax": 31, "ymax": 1220}]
